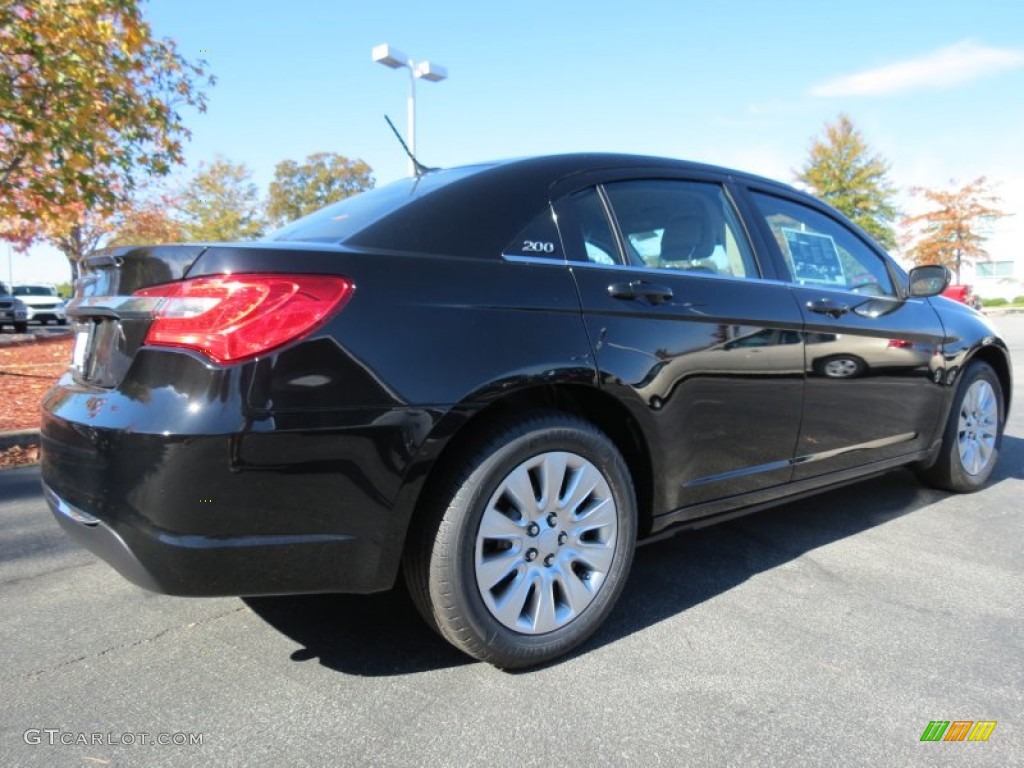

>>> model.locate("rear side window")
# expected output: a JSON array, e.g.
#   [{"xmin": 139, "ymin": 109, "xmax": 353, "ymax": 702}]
[
  {"xmin": 602, "ymin": 180, "xmax": 758, "ymax": 278},
  {"xmin": 560, "ymin": 188, "xmax": 620, "ymax": 265}
]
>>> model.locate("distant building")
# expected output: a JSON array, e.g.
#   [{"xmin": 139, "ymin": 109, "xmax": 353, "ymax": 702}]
[
  {"xmin": 970, "ymin": 214, "xmax": 1023, "ymax": 299},
  {"xmin": 967, "ymin": 257, "xmax": 1023, "ymax": 301}
]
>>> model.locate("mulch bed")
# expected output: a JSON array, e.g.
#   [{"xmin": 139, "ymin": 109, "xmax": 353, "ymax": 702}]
[{"xmin": 0, "ymin": 335, "xmax": 73, "ymax": 467}]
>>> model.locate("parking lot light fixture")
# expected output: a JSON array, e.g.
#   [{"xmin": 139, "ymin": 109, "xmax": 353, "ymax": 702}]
[{"xmin": 372, "ymin": 43, "xmax": 447, "ymax": 176}]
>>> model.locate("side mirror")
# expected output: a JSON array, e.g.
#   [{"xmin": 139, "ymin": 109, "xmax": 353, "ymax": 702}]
[{"xmin": 908, "ymin": 265, "xmax": 951, "ymax": 298}]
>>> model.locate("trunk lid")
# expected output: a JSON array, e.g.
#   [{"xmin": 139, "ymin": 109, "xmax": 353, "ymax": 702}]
[{"xmin": 68, "ymin": 245, "xmax": 208, "ymax": 387}]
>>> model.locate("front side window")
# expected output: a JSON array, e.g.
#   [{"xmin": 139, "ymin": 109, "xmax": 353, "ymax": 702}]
[
  {"xmin": 751, "ymin": 192, "xmax": 895, "ymax": 296},
  {"xmin": 601, "ymin": 180, "xmax": 758, "ymax": 279}
]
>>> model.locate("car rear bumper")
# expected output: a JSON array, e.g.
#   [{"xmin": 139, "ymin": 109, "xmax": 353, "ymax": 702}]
[
  {"xmin": 43, "ymin": 480, "xmax": 377, "ymax": 596},
  {"xmin": 40, "ymin": 367, "xmax": 441, "ymax": 596}
]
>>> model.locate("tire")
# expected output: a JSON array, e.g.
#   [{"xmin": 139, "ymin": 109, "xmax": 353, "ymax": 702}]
[
  {"xmin": 404, "ymin": 412, "xmax": 637, "ymax": 668},
  {"xmin": 14, "ymin": 322, "xmax": 27, "ymax": 334},
  {"xmin": 916, "ymin": 361, "xmax": 1004, "ymax": 492}
]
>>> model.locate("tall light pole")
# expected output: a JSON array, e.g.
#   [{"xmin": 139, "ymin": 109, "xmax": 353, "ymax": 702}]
[{"xmin": 372, "ymin": 44, "xmax": 447, "ymax": 177}]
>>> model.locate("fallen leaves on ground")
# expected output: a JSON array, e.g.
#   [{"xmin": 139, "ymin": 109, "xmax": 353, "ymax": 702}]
[
  {"xmin": 0, "ymin": 444, "xmax": 40, "ymax": 469},
  {"xmin": 0, "ymin": 335, "xmax": 73, "ymax": 432}
]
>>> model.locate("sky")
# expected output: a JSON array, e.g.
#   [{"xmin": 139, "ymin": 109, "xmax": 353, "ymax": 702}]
[{"xmin": 10, "ymin": 0, "xmax": 1024, "ymax": 284}]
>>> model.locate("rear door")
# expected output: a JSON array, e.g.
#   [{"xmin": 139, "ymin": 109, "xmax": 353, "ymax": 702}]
[
  {"xmin": 742, "ymin": 187, "xmax": 947, "ymax": 479},
  {"xmin": 557, "ymin": 173, "xmax": 805, "ymax": 516}
]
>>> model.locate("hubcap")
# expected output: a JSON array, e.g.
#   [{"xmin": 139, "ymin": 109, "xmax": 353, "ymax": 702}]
[
  {"xmin": 957, "ymin": 379, "xmax": 998, "ymax": 476},
  {"xmin": 474, "ymin": 451, "xmax": 618, "ymax": 634},
  {"xmin": 824, "ymin": 358, "xmax": 858, "ymax": 378}
]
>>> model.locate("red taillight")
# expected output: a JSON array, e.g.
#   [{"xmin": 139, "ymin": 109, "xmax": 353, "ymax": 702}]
[
  {"xmin": 134, "ymin": 274, "xmax": 353, "ymax": 363},
  {"xmin": 887, "ymin": 339, "xmax": 914, "ymax": 349}
]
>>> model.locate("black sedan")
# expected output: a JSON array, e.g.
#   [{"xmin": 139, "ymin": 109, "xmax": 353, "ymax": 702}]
[{"xmin": 41, "ymin": 154, "xmax": 1012, "ymax": 668}]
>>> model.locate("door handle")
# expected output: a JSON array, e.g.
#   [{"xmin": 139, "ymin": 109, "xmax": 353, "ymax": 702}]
[
  {"xmin": 806, "ymin": 298, "xmax": 850, "ymax": 319},
  {"xmin": 608, "ymin": 281, "xmax": 674, "ymax": 304}
]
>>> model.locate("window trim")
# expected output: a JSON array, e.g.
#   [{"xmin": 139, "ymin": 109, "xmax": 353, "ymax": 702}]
[
  {"xmin": 564, "ymin": 257, "xmax": 774, "ymax": 284},
  {"xmin": 594, "ymin": 184, "xmax": 632, "ymax": 267}
]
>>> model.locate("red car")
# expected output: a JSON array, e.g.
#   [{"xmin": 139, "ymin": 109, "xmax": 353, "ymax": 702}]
[{"xmin": 943, "ymin": 284, "xmax": 981, "ymax": 309}]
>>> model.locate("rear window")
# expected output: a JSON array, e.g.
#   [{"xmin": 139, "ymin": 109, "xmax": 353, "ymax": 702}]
[{"xmin": 268, "ymin": 166, "xmax": 490, "ymax": 244}]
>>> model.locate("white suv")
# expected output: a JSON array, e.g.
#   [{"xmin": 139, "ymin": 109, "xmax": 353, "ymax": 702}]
[{"xmin": 13, "ymin": 284, "xmax": 67, "ymax": 325}]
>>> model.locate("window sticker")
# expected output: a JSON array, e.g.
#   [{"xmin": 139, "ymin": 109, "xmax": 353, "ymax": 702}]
[{"xmin": 781, "ymin": 228, "xmax": 845, "ymax": 286}]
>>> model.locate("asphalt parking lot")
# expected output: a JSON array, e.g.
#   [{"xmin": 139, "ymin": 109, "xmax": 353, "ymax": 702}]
[{"xmin": 2, "ymin": 316, "xmax": 1022, "ymax": 767}]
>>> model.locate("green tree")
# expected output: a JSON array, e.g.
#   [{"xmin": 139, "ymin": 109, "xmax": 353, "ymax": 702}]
[
  {"xmin": 266, "ymin": 152, "xmax": 374, "ymax": 227},
  {"xmin": 796, "ymin": 114, "xmax": 899, "ymax": 249},
  {"xmin": 0, "ymin": 0, "xmax": 212, "ymax": 260},
  {"xmin": 178, "ymin": 156, "xmax": 265, "ymax": 242},
  {"xmin": 901, "ymin": 177, "xmax": 1008, "ymax": 283}
]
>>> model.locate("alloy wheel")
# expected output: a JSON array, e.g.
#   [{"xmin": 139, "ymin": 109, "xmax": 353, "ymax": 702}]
[{"xmin": 957, "ymin": 379, "xmax": 998, "ymax": 476}]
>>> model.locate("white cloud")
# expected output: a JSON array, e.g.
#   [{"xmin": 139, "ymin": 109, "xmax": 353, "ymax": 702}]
[{"xmin": 811, "ymin": 40, "xmax": 1024, "ymax": 97}]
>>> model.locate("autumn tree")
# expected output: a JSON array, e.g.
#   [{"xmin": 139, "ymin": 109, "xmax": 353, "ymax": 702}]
[
  {"xmin": 178, "ymin": 156, "xmax": 265, "ymax": 242},
  {"xmin": 0, "ymin": 0, "xmax": 212, "ymax": 264},
  {"xmin": 106, "ymin": 193, "xmax": 186, "ymax": 247},
  {"xmin": 45, "ymin": 210, "xmax": 114, "ymax": 266},
  {"xmin": 266, "ymin": 152, "xmax": 374, "ymax": 227},
  {"xmin": 901, "ymin": 178, "xmax": 1008, "ymax": 283},
  {"xmin": 796, "ymin": 113, "xmax": 900, "ymax": 249}
]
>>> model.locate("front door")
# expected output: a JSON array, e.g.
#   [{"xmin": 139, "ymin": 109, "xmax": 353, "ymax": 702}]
[{"xmin": 745, "ymin": 189, "xmax": 947, "ymax": 479}]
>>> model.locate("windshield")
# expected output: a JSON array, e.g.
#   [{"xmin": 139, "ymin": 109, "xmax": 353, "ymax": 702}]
[
  {"xmin": 14, "ymin": 285, "xmax": 57, "ymax": 296},
  {"xmin": 268, "ymin": 166, "xmax": 490, "ymax": 244}
]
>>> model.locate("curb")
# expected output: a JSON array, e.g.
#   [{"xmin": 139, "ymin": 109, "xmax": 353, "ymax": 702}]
[{"xmin": 0, "ymin": 429, "xmax": 40, "ymax": 451}]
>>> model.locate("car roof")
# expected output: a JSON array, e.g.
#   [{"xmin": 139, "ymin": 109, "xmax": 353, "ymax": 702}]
[{"xmin": 336, "ymin": 153, "xmax": 798, "ymax": 259}]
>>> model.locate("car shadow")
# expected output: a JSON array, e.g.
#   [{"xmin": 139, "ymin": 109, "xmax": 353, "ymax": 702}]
[
  {"xmin": 993, "ymin": 432, "xmax": 1024, "ymax": 482},
  {"xmin": 0, "ymin": 466, "xmax": 48, "ymax": 501},
  {"xmin": 244, "ymin": 434, "xmax": 1023, "ymax": 676},
  {"xmin": 244, "ymin": 584, "xmax": 471, "ymax": 675}
]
